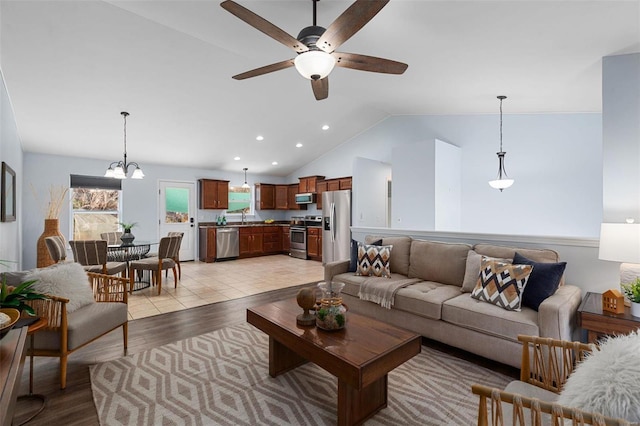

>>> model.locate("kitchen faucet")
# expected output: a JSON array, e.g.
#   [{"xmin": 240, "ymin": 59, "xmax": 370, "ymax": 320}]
[{"xmin": 241, "ymin": 210, "xmax": 246, "ymax": 225}]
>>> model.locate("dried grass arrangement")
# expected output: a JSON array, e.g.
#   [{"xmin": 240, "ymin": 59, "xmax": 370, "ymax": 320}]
[{"xmin": 32, "ymin": 184, "xmax": 69, "ymax": 219}]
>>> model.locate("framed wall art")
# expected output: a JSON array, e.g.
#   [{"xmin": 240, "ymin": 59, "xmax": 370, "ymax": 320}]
[{"xmin": 1, "ymin": 161, "xmax": 16, "ymax": 222}]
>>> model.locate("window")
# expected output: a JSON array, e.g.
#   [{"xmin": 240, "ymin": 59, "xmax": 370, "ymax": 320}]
[
  {"xmin": 227, "ymin": 185, "xmax": 253, "ymax": 215},
  {"xmin": 164, "ymin": 187, "xmax": 189, "ymax": 223},
  {"xmin": 70, "ymin": 175, "xmax": 122, "ymax": 240}
]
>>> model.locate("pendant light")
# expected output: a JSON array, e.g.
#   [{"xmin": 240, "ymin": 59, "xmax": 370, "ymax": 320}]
[
  {"xmin": 105, "ymin": 112, "xmax": 144, "ymax": 179},
  {"xmin": 242, "ymin": 168, "xmax": 250, "ymax": 189},
  {"xmin": 488, "ymin": 95, "xmax": 514, "ymax": 191}
]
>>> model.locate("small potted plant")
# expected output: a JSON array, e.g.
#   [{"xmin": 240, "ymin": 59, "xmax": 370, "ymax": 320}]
[
  {"xmin": 621, "ymin": 277, "xmax": 640, "ymax": 317},
  {"xmin": 0, "ymin": 261, "xmax": 48, "ymax": 317},
  {"xmin": 118, "ymin": 221, "xmax": 138, "ymax": 245}
]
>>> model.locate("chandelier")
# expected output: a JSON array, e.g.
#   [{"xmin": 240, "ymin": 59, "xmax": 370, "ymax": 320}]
[
  {"xmin": 488, "ymin": 95, "xmax": 514, "ymax": 191},
  {"xmin": 105, "ymin": 111, "xmax": 144, "ymax": 179}
]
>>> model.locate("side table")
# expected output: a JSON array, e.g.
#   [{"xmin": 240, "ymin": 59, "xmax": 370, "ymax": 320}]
[
  {"xmin": 14, "ymin": 317, "xmax": 47, "ymax": 426},
  {"xmin": 578, "ymin": 292, "xmax": 640, "ymax": 343}
]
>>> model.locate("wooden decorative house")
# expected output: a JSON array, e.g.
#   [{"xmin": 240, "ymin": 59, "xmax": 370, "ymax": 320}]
[{"xmin": 602, "ymin": 288, "xmax": 625, "ymax": 314}]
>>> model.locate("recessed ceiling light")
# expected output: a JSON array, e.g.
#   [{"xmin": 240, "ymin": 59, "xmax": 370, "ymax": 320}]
[
  {"xmin": 256, "ymin": 135, "xmax": 264, "ymax": 141},
  {"xmin": 272, "ymin": 161, "xmax": 278, "ymax": 166},
  {"xmin": 234, "ymin": 156, "xmax": 241, "ymax": 161},
  {"xmin": 321, "ymin": 125, "xmax": 330, "ymax": 131},
  {"xmin": 296, "ymin": 143, "xmax": 303, "ymax": 148}
]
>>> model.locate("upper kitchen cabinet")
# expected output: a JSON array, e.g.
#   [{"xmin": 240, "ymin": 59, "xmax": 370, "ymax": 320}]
[
  {"xmin": 199, "ymin": 179, "xmax": 229, "ymax": 209},
  {"xmin": 298, "ymin": 175, "xmax": 325, "ymax": 193},
  {"xmin": 316, "ymin": 180, "xmax": 328, "ymax": 210},
  {"xmin": 255, "ymin": 183, "xmax": 276, "ymax": 210},
  {"xmin": 338, "ymin": 177, "xmax": 352, "ymax": 190},
  {"xmin": 288, "ymin": 184, "xmax": 306, "ymax": 210},
  {"xmin": 275, "ymin": 185, "xmax": 289, "ymax": 210}
]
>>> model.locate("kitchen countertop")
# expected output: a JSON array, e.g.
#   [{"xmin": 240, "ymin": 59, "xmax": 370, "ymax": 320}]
[{"xmin": 199, "ymin": 222, "xmax": 290, "ymax": 228}]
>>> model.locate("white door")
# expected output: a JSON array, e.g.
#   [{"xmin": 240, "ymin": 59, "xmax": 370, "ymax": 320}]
[{"xmin": 159, "ymin": 180, "xmax": 196, "ymax": 261}]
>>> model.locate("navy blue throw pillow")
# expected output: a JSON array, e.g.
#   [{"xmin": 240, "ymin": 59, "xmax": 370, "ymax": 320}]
[
  {"xmin": 348, "ymin": 238, "xmax": 382, "ymax": 272},
  {"xmin": 514, "ymin": 252, "xmax": 567, "ymax": 311}
]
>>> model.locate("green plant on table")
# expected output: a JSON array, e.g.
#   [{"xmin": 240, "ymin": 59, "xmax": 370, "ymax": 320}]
[
  {"xmin": 0, "ymin": 260, "xmax": 48, "ymax": 316},
  {"xmin": 119, "ymin": 222, "xmax": 138, "ymax": 233},
  {"xmin": 621, "ymin": 277, "xmax": 640, "ymax": 303}
]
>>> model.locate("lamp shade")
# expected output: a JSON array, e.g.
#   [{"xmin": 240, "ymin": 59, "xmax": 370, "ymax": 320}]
[
  {"xmin": 598, "ymin": 223, "xmax": 640, "ymax": 263},
  {"xmin": 294, "ymin": 51, "xmax": 336, "ymax": 80},
  {"xmin": 488, "ymin": 178, "xmax": 514, "ymax": 190}
]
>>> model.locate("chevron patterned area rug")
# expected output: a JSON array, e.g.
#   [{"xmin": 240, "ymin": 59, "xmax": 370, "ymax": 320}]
[{"xmin": 90, "ymin": 322, "xmax": 511, "ymax": 425}]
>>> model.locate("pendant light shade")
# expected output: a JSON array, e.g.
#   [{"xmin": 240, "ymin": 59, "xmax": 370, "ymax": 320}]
[
  {"xmin": 242, "ymin": 168, "xmax": 250, "ymax": 189},
  {"xmin": 105, "ymin": 112, "xmax": 144, "ymax": 179},
  {"xmin": 488, "ymin": 96, "xmax": 513, "ymax": 191}
]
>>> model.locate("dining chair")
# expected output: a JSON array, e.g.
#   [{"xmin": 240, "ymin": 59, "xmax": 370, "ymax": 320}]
[
  {"xmin": 44, "ymin": 235, "xmax": 68, "ymax": 263},
  {"xmin": 100, "ymin": 231, "xmax": 123, "ymax": 245},
  {"xmin": 68, "ymin": 240, "xmax": 127, "ymax": 276},
  {"xmin": 167, "ymin": 231, "xmax": 184, "ymax": 280},
  {"xmin": 128, "ymin": 235, "xmax": 180, "ymax": 295}
]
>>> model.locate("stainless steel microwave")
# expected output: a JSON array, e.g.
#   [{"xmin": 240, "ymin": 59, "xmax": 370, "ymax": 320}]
[{"xmin": 295, "ymin": 193, "xmax": 316, "ymax": 204}]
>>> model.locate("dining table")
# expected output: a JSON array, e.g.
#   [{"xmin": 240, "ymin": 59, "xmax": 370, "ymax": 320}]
[{"xmin": 108, "ymin": 241, "xmax": 158, "ymax": 291}]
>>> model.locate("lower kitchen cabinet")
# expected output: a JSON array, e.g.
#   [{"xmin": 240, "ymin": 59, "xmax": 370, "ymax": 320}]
[
  {"xmin": 263, "ymin": 227, "xmax": 282, "ymax": 254},
  {"xmin": 281, "ymin": 225, "xmax": 290, "ymax": 254},
  {"xmin": 307, "ymin": 227, "xmax": 322, "ymax": 262},
  {"xmin": 239, "ymin": 226, "xmax": 264, "ymax": 257},
  {"xmin": 198, "ymin": 227, "xmax": 216, "ymax": 262}
]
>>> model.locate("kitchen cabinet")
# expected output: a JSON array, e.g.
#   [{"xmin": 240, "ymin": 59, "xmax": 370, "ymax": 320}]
[
  {"xmin": 199, "ymin": 179, "xmax": 229, "ymax": 209},
  {"xmin": 255, "ymin": 183, "xmax": 275, "ymax": 210},
  {"xmin": 307, "ymin": 227, "xmax": 322, "ymax": 261},
  {"xmin": 316, "ymin": 180, "xmax": 327, "ymax": 210},
  {"xmin": 281, "ymin": 225, "xmax": 290, "ymax": 253},
  {"xmin": 298, "ymin": 175, "xmax": 325, "ymax": 193},
  {"xmin": 275, "ymin": 185, "xmax": 289, "ymax": 210},
  {"xmin": 339, "ymin": 177, "xmax": 352, "ymax": 190},
  {"xmin": 287, "ymin": 184, "xmax": 306, "ymax": 210},
  {"xmin": 198, "ymin": 227, "xmax": 216, "ymax": 262},
  {"xmin": 239, "ymin": 226, "xmax": 264, "ymax": 257},
  {"xmin": 326, "ymin": 180, "xmax": 340, "ymax": 191},
  {"xmin": 263, "ymin": 227, "xmax": 282, "ymax": 254}
]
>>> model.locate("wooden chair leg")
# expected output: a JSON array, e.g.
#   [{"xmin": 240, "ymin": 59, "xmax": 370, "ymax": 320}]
[
  {"xmin": 128, "ymin": 267, "xmax": 135, "ymax": 294},
  {"xmin": 172, "ymin": 266, "xmax": 178, "ymax": 288},
  {"xmin": 60, "ymin": 355, "xmax": 68, "ymax": 390},
  {"xmin": 177, "ymin": 261, "xmax": 181, "ymax": 280},
  {"xmin": 157, "ymin": 269, "xmax": 162, "ymax": 295}
]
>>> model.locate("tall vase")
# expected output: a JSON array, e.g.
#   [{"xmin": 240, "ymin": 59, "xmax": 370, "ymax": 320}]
[{"xmin": 37, "ymin": 218, "xmax": 63, "ymax": 268}]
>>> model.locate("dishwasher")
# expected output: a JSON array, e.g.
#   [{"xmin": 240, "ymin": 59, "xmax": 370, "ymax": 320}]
[{"xmin": 216, "ymin": 227, "xmax": 239, "ymax": 260}]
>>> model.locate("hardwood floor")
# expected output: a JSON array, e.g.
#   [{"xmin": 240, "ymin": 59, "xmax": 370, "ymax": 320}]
[{"xmin": 12, "ymin": 256, "xmax": 518, "ymax": 426}]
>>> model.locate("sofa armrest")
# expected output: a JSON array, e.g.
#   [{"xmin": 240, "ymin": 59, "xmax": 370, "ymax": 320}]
[
  {"xmin": 538, "ymin": 284, "xmax": 582, "ymax": 341},
  {"xmin": 324, "ymin": 260, "xmax": 350, "ymax": 283}
]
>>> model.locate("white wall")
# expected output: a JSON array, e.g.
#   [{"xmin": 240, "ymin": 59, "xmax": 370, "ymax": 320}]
[
  {"xmin": 0, "ymin": 69, "xmax": 23, "ymax": 269},
  {"xmin": 602, "ymin": 53, "xmax": 640, "ymax": 222},
  {"xmin": 434, "ymin": 139, "xmax": 461, "ymax": 231},
  {"xmin": 352, "ymin": 157, "xmax": 390, "ymax": 228}
]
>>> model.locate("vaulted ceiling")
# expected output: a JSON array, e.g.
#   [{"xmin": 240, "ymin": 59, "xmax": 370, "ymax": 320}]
[{"xmin": 1, "ymin": 0, "xmax": 638, "ymax": 176}]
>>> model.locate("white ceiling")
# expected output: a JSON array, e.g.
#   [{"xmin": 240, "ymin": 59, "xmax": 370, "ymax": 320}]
[{"xmin": 1, "ymin": 0, "xmax": 638, "ymax": 176}]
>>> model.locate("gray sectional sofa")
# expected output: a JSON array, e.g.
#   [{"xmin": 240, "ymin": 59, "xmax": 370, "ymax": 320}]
[{"xmin": 323, "ymin": 236, "xmax": 583, "ymax": 369}]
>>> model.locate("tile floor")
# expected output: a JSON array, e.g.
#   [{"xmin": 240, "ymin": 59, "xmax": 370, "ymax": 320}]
[{"xmin": 127, "ymin": 254, "xmax": 324, "ymax": 320}]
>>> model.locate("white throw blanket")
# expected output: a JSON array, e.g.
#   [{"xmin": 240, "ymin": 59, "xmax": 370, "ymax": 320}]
[{"xmin": 358, "ymin": 277, "xmax": 420, "ymax": 309}]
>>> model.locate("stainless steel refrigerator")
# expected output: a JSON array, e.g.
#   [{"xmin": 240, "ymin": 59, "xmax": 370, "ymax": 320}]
[{"xmin": 322, "ymin": 190, "xmax": 352, "ymax": 263}]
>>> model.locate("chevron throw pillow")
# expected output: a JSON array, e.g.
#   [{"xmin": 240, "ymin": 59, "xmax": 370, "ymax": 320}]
[
  {"xmin": 470, "ymin": 257, "xmax": 533, "ymax": 311},
  {"xmin": 356, "ymin": 243, "xmax": 392, "ymax": 278}
]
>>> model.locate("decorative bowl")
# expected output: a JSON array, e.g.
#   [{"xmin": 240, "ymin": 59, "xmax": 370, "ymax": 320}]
[{"xmin": 0, "ymin": 308, "xmax": 20, "ymax": 338}]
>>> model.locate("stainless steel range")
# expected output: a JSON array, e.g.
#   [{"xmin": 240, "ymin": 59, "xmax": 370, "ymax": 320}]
[{"xmin": 289, "ymin": 215, "xmax": 322, "ymax": 260}]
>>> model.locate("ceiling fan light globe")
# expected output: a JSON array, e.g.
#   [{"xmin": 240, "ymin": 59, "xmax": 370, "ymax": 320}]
[{"xmin": 294, "ymin": 51, "xmax": 335, "ymax": 80}]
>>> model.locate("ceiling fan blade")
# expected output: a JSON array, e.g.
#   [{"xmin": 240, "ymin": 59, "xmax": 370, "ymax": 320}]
[
  {"xmin": 316, "ymin": 0, "xmax": 389, "ymax": 53},
  {"xmin": 311, "ymin": 78, "xmax": 329, "ymax": 101},
  {"xmin": 333, "ymin": 52, "xmax": 408, "ymax": 74},
  {"xmin": 221, "ymin": 0, "xmax": 308, "ymax": 54},
  {"xmin": 232, "ymin": 59, "xmax": 295, "ymax": 80}
]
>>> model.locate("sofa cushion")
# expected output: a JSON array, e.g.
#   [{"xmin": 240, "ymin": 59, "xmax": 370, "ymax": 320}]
[
  {"xmin": 514, "ymin": 252, "xmax": 567, "ymax": 311},
  {"xmin": 471, "ymin": 258, "xmax": 533, "ymax": 311},
  {"xmin": 394, "ymin": 282, "xmax": 462, "ymax": 320},
  {"xmin": 356, "ymin": 243, "xmax": 392, "ymax": 277},
  {"xmin": 366, "ymin": 236, "xmax": 412, "ymax": 276},
  {"xmin": 408, "ymin": 240, "xmax": 471, "ymax": 286},
  {"xmin": 461, "ymin": 250, "xmax": 511, "ymax": 293},
  {"xmin": 442, "ymin": 294, "xmax": 540, "ymax": 341},
  {"xmin": 473, "ymin": 243, "xmax": 560, "ymax": 263}
]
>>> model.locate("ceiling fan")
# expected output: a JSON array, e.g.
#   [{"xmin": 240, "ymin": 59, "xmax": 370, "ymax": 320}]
[{"xmin": 220, "ymin": 0, "xmax": 408, "ymax": 101}]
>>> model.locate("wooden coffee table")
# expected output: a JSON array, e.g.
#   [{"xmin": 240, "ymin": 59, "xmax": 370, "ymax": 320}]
[{"xmin": 247, "ymin": 299, "xmax": 421, "ymax": 426}]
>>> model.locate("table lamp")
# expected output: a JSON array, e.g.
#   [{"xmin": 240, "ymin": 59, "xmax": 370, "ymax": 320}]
[{"xmin": 598, "ymin": 221, "xmax": 640, "ymax": 306}]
